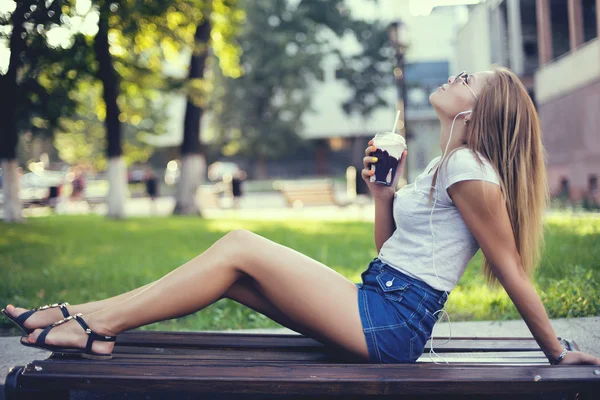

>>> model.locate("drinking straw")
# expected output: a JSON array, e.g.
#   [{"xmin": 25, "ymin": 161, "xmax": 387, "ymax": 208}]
[{"xmin": 391, "ymin": 110, "xmax": 401, "ymax": 134}]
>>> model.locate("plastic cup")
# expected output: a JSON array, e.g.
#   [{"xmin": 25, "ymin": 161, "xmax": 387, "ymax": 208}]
[{"xmin": 369, "ymin": 132, "xmax": 407, "ymax": 186}]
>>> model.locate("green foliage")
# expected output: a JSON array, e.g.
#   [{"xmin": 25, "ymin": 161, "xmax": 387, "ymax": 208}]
[
  {"xmin": 0, "ymin": 214, "xmax": 598, "ymax": 334},
  {"xmin": 334, "ymin": 19, "xmax": 394, "ymax": 116},
  {"xmin": 0, "ymin": 0, "xmax": 92, "ymax": 142},
  {"xmin": 210, "ymin": 0, "xmax": 390, "ymax": 161},
  {"xmin": 538, "ymin": 265, "xmax": 600, "ymax": 318},
  {"xmin": 54, "ymin": 80, "xmax": 165, "ymax": 169},
  {"xmin": 49, "ymin": 0, "xmax": 243, "ymax": 167}
]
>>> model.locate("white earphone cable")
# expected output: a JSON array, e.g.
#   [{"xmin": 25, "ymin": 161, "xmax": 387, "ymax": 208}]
[{"xmin": 413, "ymin": 110, "xmax": 471, "ymax": 364}]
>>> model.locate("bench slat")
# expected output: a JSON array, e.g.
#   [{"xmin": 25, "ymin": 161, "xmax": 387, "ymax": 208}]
[
  {"xmin": 18, "ymin": 362, "xmax": 600, "ymax": 395},
  {"xmin": 52, "ymin": 347, "xmax": 547, "ymax": 364},
  {"xmin": 115, "ymin": 331, "xmax": 576, "ymax": 353}
]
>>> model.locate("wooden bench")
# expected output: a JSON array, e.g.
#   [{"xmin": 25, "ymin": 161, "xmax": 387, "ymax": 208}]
[
  {"xmin": 278, "ymin": 180, "xmax": 350, "ymax": 208},
  {"xmin": 5, "ymin": 331, "xmax": 599, "ymax": 399}
]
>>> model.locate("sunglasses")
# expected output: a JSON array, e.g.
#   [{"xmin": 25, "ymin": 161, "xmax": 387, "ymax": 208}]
[{"xmin": 452, "ymin": 71, "xmax": 478, "ymax": 100}]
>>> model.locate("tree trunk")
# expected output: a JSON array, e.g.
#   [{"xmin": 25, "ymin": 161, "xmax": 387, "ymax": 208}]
[
  {"xmin": 94, "ymin": 2, "xmax": 125, "ymax": 219},
  {"xmin": 0, "ymin": 1, "xmax": 27, "ymax": 223},
  {"xmin": 1, "ymin": 160, "xmax": 23, "ymax": 222},
  {"xmin": 173, "ymin": 154, "xmax": 206, "ymax": 215},
  {"xmin": 173, "ymin": 17, "xmax": 212, "ymax": 216},
  {"xmin": 106, "ymin": 157, "xmax": 127, "ymax": 218}
]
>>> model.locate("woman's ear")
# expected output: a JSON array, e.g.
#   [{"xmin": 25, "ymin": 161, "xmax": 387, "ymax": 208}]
[{"xmin": 464, "ymin": 111, "xmax": 473, "ymax": 125}]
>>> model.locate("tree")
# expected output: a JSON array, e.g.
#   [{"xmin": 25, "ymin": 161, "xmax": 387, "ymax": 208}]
[
  {"xmin": 87, "ymin": 0, "xmax": 242, "ymax": 217},
  {"xmin": 90, "ymin": 0, "xmax": 184, "ymax": 219},
  {"xmin": 0, "ymin": 0, "xmax": 90, "ymax": 222},
  {"xmin": 54, "ymin": 79, "xmax": 165, "ymax": 171},
  {"xmin": 0, "ymin": 0, "xmax": 175, "ymax": 221},
  {"xmin": 173, "ymin": 0, "xmax": 244, "ymax": 215},
  {"xmin": 172, "ymin": 18, "xmax": 212, "ymax": 215},
  {"xmin": 334, "ymin": 19, "xmax": 394, "ymax": 118},
  {"xmin": 210, "ymin": 0, "xmax": 392, "ymax": 178}
]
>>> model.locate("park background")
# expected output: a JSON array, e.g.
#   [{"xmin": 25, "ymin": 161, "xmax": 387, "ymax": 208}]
[{"xmin": 0, "ymin": 0, "xmax": 599, "ymax": 334}]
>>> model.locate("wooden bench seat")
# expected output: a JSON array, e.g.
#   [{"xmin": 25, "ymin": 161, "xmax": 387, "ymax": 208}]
[{"xmin": 5, "ymin": 331, "xmax": 600, "ymax": 399}]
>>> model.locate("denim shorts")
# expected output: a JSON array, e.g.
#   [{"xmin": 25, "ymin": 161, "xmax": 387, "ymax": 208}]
[{"xmin": 356, "ymin": 258, "xmax": 449, "ymax": 363}]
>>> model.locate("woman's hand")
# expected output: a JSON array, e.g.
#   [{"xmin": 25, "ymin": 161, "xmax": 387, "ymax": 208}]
[
  {"xmin": 361, "ymin": 139, "xmax": 408, "ymax": 201},
  {"xmin": 555, "ymin": 351, "xmax": 600, "ymax": 365}
]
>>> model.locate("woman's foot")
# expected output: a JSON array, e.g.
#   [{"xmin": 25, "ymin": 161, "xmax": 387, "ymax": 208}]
[
  {"xmin": 26, "ymin": 314, "xmax": 116, "ymax": 356},
  {"xmin": 4, "ymin": 304, "xmax": 70, "ymax": 331}
]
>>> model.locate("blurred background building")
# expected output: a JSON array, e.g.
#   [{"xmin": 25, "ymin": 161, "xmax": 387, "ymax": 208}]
[
  {"xmin": 301, "ymin": 1, "xmax": 472, "ymax": 183},
  {"xmin": 535, "ymin": 0, "xmax": 599, "ymax": 203},
  {"xmin": 456, "ymin": 0, "xmax": 599, "ymax": 203}
]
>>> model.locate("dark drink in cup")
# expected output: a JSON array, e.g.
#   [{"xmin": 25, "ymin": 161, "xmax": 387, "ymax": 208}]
[{"xmin": 369, "ymin": 132, "xmax": 407, "ymax": 186}]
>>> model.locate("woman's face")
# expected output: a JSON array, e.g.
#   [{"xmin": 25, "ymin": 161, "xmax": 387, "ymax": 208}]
[{"xmin": 430, "ymin": 71, "xmax": 495, "ymax": 119}]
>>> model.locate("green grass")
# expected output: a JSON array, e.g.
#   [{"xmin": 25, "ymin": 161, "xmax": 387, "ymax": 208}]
[{"xmin": 1, "ymin": 214, "xmax": 598, "ymax": 334}]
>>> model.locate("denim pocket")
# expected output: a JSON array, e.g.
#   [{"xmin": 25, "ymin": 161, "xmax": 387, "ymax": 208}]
[
  {"xmin": 408, "ymin": 308, "xmax": 435, "ymax": 360},
  {"xmin": 375, "ymin": 270, "xmax": 411, "ymax": 302},
  {"xmin": 419, "ymin": 307, "xmax": 437, "ymax": 334}
]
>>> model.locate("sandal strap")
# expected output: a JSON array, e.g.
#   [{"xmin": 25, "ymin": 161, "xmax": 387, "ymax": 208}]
[
  {"xmin": 71, "ymin": 314, "xmax": 117, "ymax": 354},
  {"xmin": 16, "ymin": 302, "xmax": 70, "ymax": 325},
  {"xmin": 15, "ymin": 309, "xmax": 37, "ymax": 325},
  {"xmin": 38, "ymin": 302, "xmax": 71, "ymax": 318},
  {"xmin": 36, "ymin": 324, "xmax": 56, "ymax": 346},
  {"xmin": 58, "ymin": 303, "xmax": 70, "ymax": 318},
  {"xmin": 33, "ymin": 313, "xmax": 117, "ymax": 354}
]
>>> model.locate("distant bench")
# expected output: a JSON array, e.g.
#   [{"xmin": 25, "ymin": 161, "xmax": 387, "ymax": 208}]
[
  {"xmin": 277, "ymin": 180, "xmax": 350, "ymax": 208},
  {"xmin": 5, "ymin": 330, "xmax": 599, "ymax": 399}
]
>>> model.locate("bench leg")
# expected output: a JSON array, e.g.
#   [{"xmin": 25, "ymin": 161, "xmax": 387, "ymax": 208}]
[{"xmin": 5, "ymin": 366, "xmax": 69, "ymax": 400}]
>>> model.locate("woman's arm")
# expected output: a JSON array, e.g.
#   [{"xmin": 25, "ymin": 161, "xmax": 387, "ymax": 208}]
[
  {"xmin": 361, "ymin": 141, "xmax": 407, "ymax": 254},
  {"xmin": 448, "ymin": 180, "xmax": 600, "ymax": 365},
  {"xmin": 374, "ymin": 196, "xmax": 395, "ymax": 253}
]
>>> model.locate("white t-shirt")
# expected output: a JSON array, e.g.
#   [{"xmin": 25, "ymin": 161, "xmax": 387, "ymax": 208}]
[{"xmin": 378, "ymin": 148, "xmax": 501, "ymax": 292}]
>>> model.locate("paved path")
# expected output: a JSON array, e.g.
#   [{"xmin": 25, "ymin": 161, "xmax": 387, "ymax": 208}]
[
  {"xmin": 16, "ymin": 195, "xmax": 377, "ymax": 221},
  {"xmin": 1, "ymin": 317, "xmax": 598, "ymax": 400}
]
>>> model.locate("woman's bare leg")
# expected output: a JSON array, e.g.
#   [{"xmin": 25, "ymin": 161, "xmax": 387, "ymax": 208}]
[
  {"xmin": 7, "ymin": 278, "xmax": 313, "ymax": 339},
  {"xmin": 5, "ymin": 281, "xmax": 157, "ymax": 331},
  {"xmin": 27, "ymin": 230, "xmax": 370, "ymax": 361}
]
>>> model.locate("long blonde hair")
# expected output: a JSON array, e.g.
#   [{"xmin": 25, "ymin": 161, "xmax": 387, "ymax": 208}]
[{"xmin": 431, "ymin": 66, "xmax": 549, "ymax": 287}]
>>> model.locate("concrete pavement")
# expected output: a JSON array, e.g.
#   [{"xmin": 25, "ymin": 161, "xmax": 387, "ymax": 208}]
[{"xmin": 17, "ymin": 194, "xmax": 378, "ymax": 221}]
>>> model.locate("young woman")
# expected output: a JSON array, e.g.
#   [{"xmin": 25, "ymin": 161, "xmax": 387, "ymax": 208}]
[{"xmin": 3, "ymin": 67, "xmax": 600, "ymax": 365}]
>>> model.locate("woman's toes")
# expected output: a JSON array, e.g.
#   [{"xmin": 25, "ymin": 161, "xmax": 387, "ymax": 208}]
[
  {"xmin": 6, "ymin": 305, "xmax": 31, "ymax": 323},
  {"xmin": 6, "ymin": 304, "xmax": 19, "ymax": 317},
  {"xmin": 28, "ymin": 329, "xmax": 42, "ymax": 343}
]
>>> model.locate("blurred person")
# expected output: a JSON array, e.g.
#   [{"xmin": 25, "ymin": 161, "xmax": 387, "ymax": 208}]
[
  {"xmin": 556, "ymin": 177, "xmax": 572, "ymax": 210},
  {"xmin": 70, "ymin": 167, "xmax": 86, "ymax": 202},
  {"xmin": 231, "ymin": 168, "xmax": 247, "ymax": 209},
  {"xmin": 583, "ymin": 175, "xmax": 599, "ymax": 211},
  {"xmin": 4, "ymin": 67, "xmax": 600, "ymax": 366},
  {"xmin": 144, "ymin": 167, "xmax": 159, "ymax": 215},
  {"xmin": 47, "ymin": 185, "xmax": 60, "ymax": 211}
]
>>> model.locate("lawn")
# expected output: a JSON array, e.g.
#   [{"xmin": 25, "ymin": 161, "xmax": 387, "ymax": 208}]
[{"xmin": 1, "ymin": 214, "xmax": 598, "ymax": 334}]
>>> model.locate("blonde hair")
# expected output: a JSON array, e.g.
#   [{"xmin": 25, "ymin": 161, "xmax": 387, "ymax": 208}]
[{"xmin": 431, "ymin": 66, "xmax": 549, "ymax": 287}]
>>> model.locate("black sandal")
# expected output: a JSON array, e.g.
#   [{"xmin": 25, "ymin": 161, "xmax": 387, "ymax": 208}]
[
  {"xmin": 1, "ymin": 302, "xmax": 71, "ymax": 335},
  {"xmin": 20, "ymin": 313, "xmax": 116, "ymax": 360}
]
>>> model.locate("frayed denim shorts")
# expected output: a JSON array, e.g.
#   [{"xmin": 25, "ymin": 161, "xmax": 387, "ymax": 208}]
[{"xmin": 356, "ymin": 258, "xmax": 449, "ymax": 363}]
